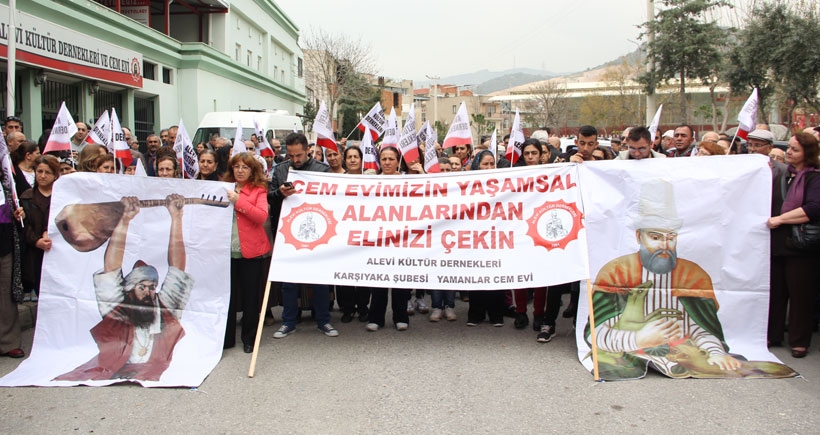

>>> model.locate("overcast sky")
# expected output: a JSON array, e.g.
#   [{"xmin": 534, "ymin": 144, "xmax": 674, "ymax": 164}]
[{"xmin": 274, "ymin": 0, "xmax": 753, "ymax": 83}]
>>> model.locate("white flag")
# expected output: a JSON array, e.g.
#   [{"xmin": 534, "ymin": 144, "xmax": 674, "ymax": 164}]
[
  {"xmin": 442, "ymin": 101, "xmax": 472, "ymax": 149},
  {"xmin": 361, "ymin": 126, "xmax": 379, "ymax": 172},
  {"xmin": 382, "ymin": 107, "xmax": 399, "ymax": 148},
  {"xmin": 232, "ymin": 122, "xmax": 246, "ymax": 156},
  {"xmin": 421, "ymin": 121, "xmax": 440, "ymax": 173},
  {"xmin": 398, "ymin": 104, "xmax": 419, "ymax": 166},
  {"xmin": 505, "ymin": 109, "xmax": 525, "ymax": 165},
  {"xmin": 85, "ymin": 110, "xmax": 111, "ymax": 150},
  {"xmin": 43, "ymin": 102, "xmax": 78, "ymax": 154},
  {"xmin": 737, "ymin": 88, "xmax": 759, "ymax": 140},
  {"xmin": 110, "ymin": 108, "xmax": 133, "ymax": 168},
  {"xmin": 176, "ymin": 120, "xmax": 198, "ymax": 179},
  {"xmin": 134, "ymin": 157, "xmax": 148, "ymax": 177},
  {"xmin": 490, "ymin": 128, "xmax": 498, "ymax": 168},
  {"xmin": 358, "ymin": 102, "xmax": 386, "ymax": 140},
  {"xmin": 648, "ymin": 104, "xmax": 663, "ymax": 143},
  {"xmin": 313, "ymin": 100, "xmax": 337, "ymax": 152}
]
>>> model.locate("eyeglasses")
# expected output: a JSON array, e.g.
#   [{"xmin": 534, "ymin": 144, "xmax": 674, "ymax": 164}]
[{"xmin": 232, "ymin": 165, "xmax": 251, "ymax": 171}]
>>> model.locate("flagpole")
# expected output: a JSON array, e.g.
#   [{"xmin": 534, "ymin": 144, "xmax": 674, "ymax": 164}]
[
  {"xmin": 586, "ymin": 279, "xmax": 601, "ymax": 382},
  {"xmin": 729, "ymin": 130, "xmax": 739, "ymax": 154},
  {"xmin": 248, "ymin": 280, "xmax": 272, "ymax": 378},
  {"xmin": 345, "ymin": 125, "xmax": 359, "ymax": 140}
]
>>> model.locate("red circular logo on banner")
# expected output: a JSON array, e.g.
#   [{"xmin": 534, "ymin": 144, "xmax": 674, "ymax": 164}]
[
  {"xmin": 526, "ymin": 200, "xmax": 584, "ymax": 251},
  {"xmin": 279, "ymin": 203, "xmax": 338, "ymax": 250}
]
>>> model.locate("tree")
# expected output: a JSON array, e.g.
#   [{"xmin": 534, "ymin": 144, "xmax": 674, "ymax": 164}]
[
  {"xmin": 302, "ymin": 101, "xmax": 316, "ymax": 132},
  {"xmin": 521, "ymin": 80, "xmax": 568, "ymax": 128},
  {"xmin": 434, "ymin": 121, "xmax": 447, "ymax": 143},
  {"xmin": 302, "ymin": 29, "xmax": 377, "ymax": 128},
  {"xmin": 727, "ymin": 2, "xmax": 820, "ymax": 130},
  {"xmin": 470, "ymin": 113, "xmax": 492, "ymax": 138},
  {"xmin": 639, "ymin": 0, "xmax": 730, "ymax": 123},
  {"xmin": 337, "ymin": 73, "xmax": 382, "ymax": 140}
]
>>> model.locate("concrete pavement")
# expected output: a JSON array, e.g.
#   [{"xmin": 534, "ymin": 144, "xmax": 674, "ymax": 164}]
[{"xmin": 1, "ymin": 297, "xmax": 819, "ymax": 434}]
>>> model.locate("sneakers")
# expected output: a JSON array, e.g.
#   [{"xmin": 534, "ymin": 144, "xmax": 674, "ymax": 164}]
[
  {"xmin": 514, "ymin": 313, "xmax": 529, "ymax": 329},
  {"xmin": 319, "ymin": 323, "xmax": 339, "ymax": 337},
  {"xmin": 273, "ymin": 324, "xmax": 295, "ymax": 339},
  {"xmin": 493, "ymin": 322, "xmax": 504, "ymax": 327},
  {"xmin": 366, "ymin": 323, "xmax": 380, "ymax": 331},
  {"xmin": 396, "ymin": 322, "xmax": 409, "ymax": 331},
  {"xmin": 466, "ymin": 320, "xmax": 479, "ymax": 327},
  {"xmin": 532, "ymin": 314, "xmax": 545, "ymax": 332},
  {"xmin": 429, "ymin": 308, "xmax": 442, "ymax": 322},
  {"xmin": 407, "ymin": 300, "xmax": 415, "ymax": 315},
  {"xmin": 536, "ymin": 325, "xmax": 556, "ymax": 343},
  {"xmin": 415, "ymin": 298, "xmax": 430, "ymax": 314},
  {"xmin": 444, "ymin": 306, "xmax": 457, "ymax": 321}
]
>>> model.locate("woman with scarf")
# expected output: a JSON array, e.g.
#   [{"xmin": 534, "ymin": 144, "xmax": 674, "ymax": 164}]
[{"xmin": 767, "ymin": 132, "xmax": 820, "ymax": 358}]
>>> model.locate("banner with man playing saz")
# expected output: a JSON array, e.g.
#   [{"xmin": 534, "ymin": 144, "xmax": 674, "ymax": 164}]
[
  {"xmin": 0, "ymin": 173, "xmax": 233, "ymax": 387},
  {"xmin": 576, "ymin": 155, "xmax": 797, "ymax": 380}
]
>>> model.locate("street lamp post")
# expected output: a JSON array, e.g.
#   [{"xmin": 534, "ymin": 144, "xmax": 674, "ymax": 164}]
[{"xmin": 425, "ymin": 75, "xmax": 439, "ymax": 131}]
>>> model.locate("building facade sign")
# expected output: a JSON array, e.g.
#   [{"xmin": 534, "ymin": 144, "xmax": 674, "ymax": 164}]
[{"xmin": 0, "ymin": 4, "xmax": 143, "ymax": 88}]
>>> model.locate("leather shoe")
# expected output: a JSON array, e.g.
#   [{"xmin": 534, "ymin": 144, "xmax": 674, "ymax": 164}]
[
  {"xmin": 4, "ymin": 348, "xmax": 24, "ymax": 358},
  {"xmin": 791, "ymin": 347, "xmax": 807, "ymax": 358},
  {"xmin": 243, "ymin": 344, "xmax": 253, "ymax": 354}
]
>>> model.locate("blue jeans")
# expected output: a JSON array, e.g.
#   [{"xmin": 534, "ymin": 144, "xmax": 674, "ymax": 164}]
[
  {"xmin": 281, "ymin": 282, "xmax": 331, "ymax": 328},
  {"xmin": 430, "ymin": 290, "xmax": 455, "ymax": 309}
]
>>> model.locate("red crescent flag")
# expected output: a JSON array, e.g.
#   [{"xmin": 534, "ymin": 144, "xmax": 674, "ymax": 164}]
[
  {"xmin": 442, "ymin": 101, "xmax": 472, "ymax": 149},
  {"xmin": 505, "ymin": 109, "xmax": 524, "ymax": 166},
  {"xmin": 253, "ymin": 119, "xmax": 274, "ymax": 157},
  {"xmin": 398, "ymin": 104, "xmax": 419, "ymax": 166},
  {"xmin": 313, "ymin": 100, "xmax": 338, "ymax": 152},
  {"xmin": 358, "ymin": 102, "xmax": 386, "ymax": 141},
  {"xmin": 43, "ymin": 101, "xmax": 78, "ymax": 154},
  {"xmin": 110, "ymin": 108, "xmax": 133, "ymax": 168},
  {"xmin": 420, "ymin": 121, "xmax": 440, "ymax": 173},
  {"xmin": 382, "ymin": 107, "xmax": 399, "ymax": 149},
  {"xmin": 361, "ymin": 126, "xmax": 379, "ymax": 172},
  {"xmin": 736, "ymin": 88, "xmax": 758, "ymax": 140}
]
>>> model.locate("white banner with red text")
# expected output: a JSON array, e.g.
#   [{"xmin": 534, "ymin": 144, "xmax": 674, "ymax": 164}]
[
  {"xmin": 0, "ymin": 173, "xmax": 233, "ymax": 387},
  {"xmin": 575, "ymin": 155, "xmax": 796, "ymax": 380},
  {"xmin": 269, "ymin": 165, "xmax": 589, "ymax": 290}
]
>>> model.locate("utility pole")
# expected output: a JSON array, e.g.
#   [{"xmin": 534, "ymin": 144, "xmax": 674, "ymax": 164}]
[
  {"xmin": 426, "ymin": 75, "xmax": 439, "ymax": 128},
  {"xmin": 645, "ymin": 0, "xmax": 656, "ymax": 126},
  {"xmin": 7, "ymin": 0, "xmax": 16, "ymax": 117}
]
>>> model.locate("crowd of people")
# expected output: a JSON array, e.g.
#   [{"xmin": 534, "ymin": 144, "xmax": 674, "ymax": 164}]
[{"xmin": 0, "ymin": 113, "xmax": 819, "ymax": 361}]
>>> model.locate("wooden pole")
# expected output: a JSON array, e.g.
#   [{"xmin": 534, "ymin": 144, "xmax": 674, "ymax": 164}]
[
  {"xmin": 585, "ymin": 279, "xmax": 601, "ymax": 382},
  {"xmin": 248, "ymin": 280, "xmax": 272, "ymax": 378}
]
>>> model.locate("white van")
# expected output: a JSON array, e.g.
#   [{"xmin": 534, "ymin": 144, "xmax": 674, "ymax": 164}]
[{"xmin": 192, "ymin": 110, "xmax": 303, "ymax": 150}]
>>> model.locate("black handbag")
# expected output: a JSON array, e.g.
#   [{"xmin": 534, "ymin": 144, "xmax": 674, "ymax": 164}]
[{"xmin": 781, "ymin": 172, "xmax": 820, "ymax": 251}]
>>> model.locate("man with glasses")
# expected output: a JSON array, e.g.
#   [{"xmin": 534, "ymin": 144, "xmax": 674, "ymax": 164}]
[
  {"xmin": 2, "ymin": 116, "xmax": 23, "ymax": 137},
  {"xmin": 615, "ymin": 126, "xmax": 667, "ymax": 160},
  {"xmin": 269, "ymin": 132, "xmax": 338, "ymax": 339}
]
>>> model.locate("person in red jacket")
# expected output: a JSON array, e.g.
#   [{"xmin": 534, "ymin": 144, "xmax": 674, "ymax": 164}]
[{"xmin": 224, "ymin": 153, "xmax": 272, "ymax": 353}]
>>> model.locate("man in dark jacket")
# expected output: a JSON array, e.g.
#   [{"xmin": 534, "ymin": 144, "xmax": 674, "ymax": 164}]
[{"xmin": 268, "ymin": 133, "xmax": 338, "ymax": 339}]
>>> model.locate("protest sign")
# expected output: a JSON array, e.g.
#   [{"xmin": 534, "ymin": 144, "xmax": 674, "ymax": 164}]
[{"xmin": 0, "ymin": 173, "xmax": 233, "ymax": 387}]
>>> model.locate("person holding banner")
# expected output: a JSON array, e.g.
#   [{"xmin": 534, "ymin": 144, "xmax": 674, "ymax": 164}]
[
  {"xmin": 0, "ymin": 154, "xmax": 25, "ymax": 358},
  {"xmin": 366, "ymin": 146, "xmax": 412, "ymax": 331},
  {"xmin": 465, "ymin": 150, "xmax": 503, "ymax": 327},
  {"xmin": 270, "ymin": 133, "xmax": 338, "ymax": 339},
  {"xmin": 20, "ymin": 155, "xmax": 60, "ymax": 301},
  {"xmin": 326, "ymin": 147, "xmax": 345, "ymax": 174},
  {"xmin": 223, "ymin": 153, "xmax": 272, "ymax": 353},
  {"xmin": 767, "ymin": 132, "xmax": 820, "ymax": 358}
]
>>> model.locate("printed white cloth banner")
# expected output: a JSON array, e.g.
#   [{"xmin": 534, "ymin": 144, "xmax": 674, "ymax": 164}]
[
  {"xmin": 575, "ymin": 156, "xmax": 796, "ymax": 380},
  {"xmin": 269, "ymin": 165, "xmax": 588, "ymax": 290},
  {"xmin": 0, "ymin": 173, "xmax": 234, "ymax": 387}
]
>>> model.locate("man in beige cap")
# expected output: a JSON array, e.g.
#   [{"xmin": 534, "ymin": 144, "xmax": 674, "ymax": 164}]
[{"xmin": 585, "ymin": 180, "xmax": 740, "ymax": 379}]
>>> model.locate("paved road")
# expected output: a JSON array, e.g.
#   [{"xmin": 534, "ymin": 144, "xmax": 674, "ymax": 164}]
[{"xmin": 1, "ymin": 298, "xmax": 819, "ymax": 434}]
